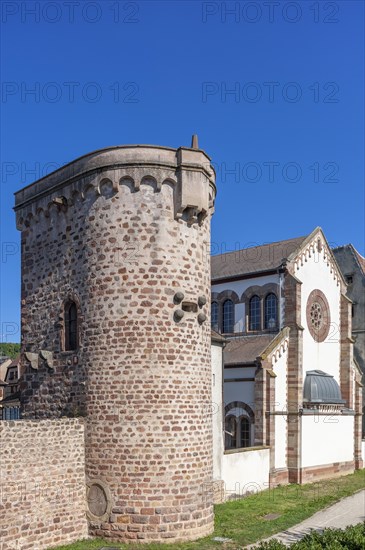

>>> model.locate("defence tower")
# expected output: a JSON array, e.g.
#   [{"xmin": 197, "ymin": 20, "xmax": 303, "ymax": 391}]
[{"xmin": 14, "ymin": 140, "xmax": 216, "ymax": 542}]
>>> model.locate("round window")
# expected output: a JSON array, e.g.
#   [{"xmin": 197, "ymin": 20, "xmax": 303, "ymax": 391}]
[{"xmin": 306, "ymin": 290, "xmax": 331, "ymax": 342}]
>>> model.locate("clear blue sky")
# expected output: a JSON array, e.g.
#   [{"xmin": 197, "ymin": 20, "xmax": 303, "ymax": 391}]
[{"xmin": 1, "ymin": 1, "xmax": 364, "ymax": 342}]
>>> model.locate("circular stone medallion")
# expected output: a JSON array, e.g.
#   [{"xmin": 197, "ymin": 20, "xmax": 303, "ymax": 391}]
[
  {"xmin": 306, "ymin": 289, "xmax": 331, "ymax": 342},
  {"xmin": 86, "ymin": 480, "xmax": 112, "ymax": 522}
]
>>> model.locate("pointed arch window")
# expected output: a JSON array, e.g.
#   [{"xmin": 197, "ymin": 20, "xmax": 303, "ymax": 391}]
[
  {"xmin": 249, "ymin": 295, "xmax": 261, "ymax": 331},
  {"xmin": 265, "ymin": 293, "xmax": 278, "ymax": 329},
  {"xmin": 211, "ymin": 301, "xmax": 219, "ymax": 331},
  {"xmin": 222, "ymin": 299, "xmax": 234, "ymax": 334},
  {"xmin": 65, "ymin": 301, "xmax": 78, "ymax": 351}
]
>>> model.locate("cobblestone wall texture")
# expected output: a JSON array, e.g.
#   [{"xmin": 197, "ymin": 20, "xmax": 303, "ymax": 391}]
[
  {"xmin": 0, "ymin": 418, "xmax": 87, "ymax": 550},
  {"xmin": 14, "ymin": 145, "xmax": 217, "ymax": 542}
]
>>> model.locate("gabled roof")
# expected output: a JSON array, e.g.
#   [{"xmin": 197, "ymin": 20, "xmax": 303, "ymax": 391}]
[
  {"xmin": 9, "ymin": 355, "xmax": 20, "ymax": 368},
  {"xmin": 3, "ymin": 355, "xmax": 21, "ymax": 383},
  {"xmin": 211, "ymin": 236, "xmax": 307, "ymax": 282},
  {"xmin": 223, "ymin": 327, "xmax": 290, "ymax": 366},
  {"xmin": 212, "ymin": 227, "xmax": 347, "ymax": 288},
  {"xmin": 224, "ymin": 334, "xmax": 277, "ymax": 365}
]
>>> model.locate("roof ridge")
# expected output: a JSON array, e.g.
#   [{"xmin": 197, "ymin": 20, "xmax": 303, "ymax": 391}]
[
  {"xmin": 211, "ymin": 235, "xmax": 307, "ymax": 258},
  {"xmin": 211, "ymin": 235, "xmax": 308, "ymax": 281}
]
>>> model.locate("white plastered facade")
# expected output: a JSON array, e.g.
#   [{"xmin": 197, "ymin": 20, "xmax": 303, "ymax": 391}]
[{"xmin": 210, "ymin": 228, "xmax": 360, "ymax": 500}]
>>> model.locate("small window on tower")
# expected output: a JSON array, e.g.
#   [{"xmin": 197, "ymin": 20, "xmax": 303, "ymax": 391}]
[
  {"xmin": 346, "ymin": 275, "xmax": 353, "ymax": 285},
  {"xmin": 64, "ymin": 301, "xmax": 78, "ymax": 351}
]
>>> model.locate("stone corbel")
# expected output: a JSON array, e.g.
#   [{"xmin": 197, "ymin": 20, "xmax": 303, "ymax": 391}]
[
  {"xmin": 25, "ymin": 352, "xmax": 39, "ymax": 370},
  {"xmin": 40, "ymin": 350, "xmax": 54, "ymax": 370}
]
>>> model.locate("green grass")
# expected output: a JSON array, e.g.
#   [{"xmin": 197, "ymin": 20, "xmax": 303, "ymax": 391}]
[{"xmin": 50, "ymin": 469, "xmax": 365, "ymax": 550}]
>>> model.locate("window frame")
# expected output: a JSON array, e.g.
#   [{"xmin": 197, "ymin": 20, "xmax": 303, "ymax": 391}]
[
  {"xmin": 224, "ymin": 413, "xmax": 251, "ymax": 450},
  {"xmin": 249, "ymin": 295, "xmax": 261, "ymax": 331},
  {"xmin": 238, "ymin": 415, "xmax": 250, "ymax": 448},
  {"xmin": 222, "ymin": 299, "xmax": 234, "ymax": 334},
  {"xmin": 225, "ymin": 415, "xmax": 237, "ymax": 450},
  {"xmin": 264, "ymin": 293, "xmax": 278, "ymax": 330}
]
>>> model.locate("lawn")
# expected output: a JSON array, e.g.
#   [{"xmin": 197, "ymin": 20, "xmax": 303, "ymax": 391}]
[{"xmin": 50, "ymin": 469, "xmax": 365, "ymax": 550}]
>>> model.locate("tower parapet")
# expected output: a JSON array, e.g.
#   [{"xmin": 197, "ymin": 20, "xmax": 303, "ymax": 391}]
[
  {"xmin": 15, "ymin": 142, "xmax": 216, "ymax": 542},
  {"xmin": 15, "ymin": 145, "xmax": 215, "ymax": 229}
]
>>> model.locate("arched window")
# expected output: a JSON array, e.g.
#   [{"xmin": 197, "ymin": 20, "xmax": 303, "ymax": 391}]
[
  {"xmin": 224, "ymin": 411, "xmax": 252, "ymax": 450},
  {"xmin": 239, "ymin": 416, "xmax": 250, "ymax": 448},
  {"xmin": 265, "ymin": 293, "xmax": 278, "ymax": 329},
  {"xmin": 222, "ymin": 300, "xmax": 234, "ymax": 333},
  {"xmin": 249, "ymin": 295, "xmax": 261, "ymax": 331},
  {"xmin": 225, "ymin": 415, "xmax": 237, "ymax": 449},
  {"xmin": 211, "ymin": 301, "xmax": 219, "ymax": 331},
  {"xmin": 65, "ymin": 301, "xmax": 78, "ymax": 351}
]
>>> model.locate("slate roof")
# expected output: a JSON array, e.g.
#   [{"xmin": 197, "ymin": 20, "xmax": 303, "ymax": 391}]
[
  {"xmin": 9, "ymin": 356, "xmax": 20, "ymax": 368},
  {"xmin": 224, "ymin": 334, "xmax": 278, "ymax": 365},
  {"xmin": 211, "ymin": 236, "xmax": 307, "ymax": 282},
  {"xmin": 354, "ymin": 249, "xmax": 365, "ymax": 275},
  {"xmin": 332, "ymin": 244, "xmax": 365, "ymax": 278}
]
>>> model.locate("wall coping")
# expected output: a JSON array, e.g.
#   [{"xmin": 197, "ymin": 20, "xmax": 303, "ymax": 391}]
[{"xmin": 224, "ymin": 445, "xmax": 270, "ymax": 455}]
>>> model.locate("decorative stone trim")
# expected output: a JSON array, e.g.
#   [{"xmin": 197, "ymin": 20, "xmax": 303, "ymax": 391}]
[
  {"xmin": 300, "ymin": 460, "xmax": 355, "ymax": 483},
  {"xmin": 212, "ymin": 289, "xmax": 240, "ymax": 304},
  {"xmin": 302, "ymin": 403, "xmax": 345, "ymax": 413},
  {"xmin": 211, "ymin": 283, "xmax": 280, "ymax": 333},
  {"xmin": 86, "ymin": 478, "xmax": 113, "ymax": 523},
  {"xmin": 255, "ymin": 327, "xmax": 290, "ymax": 365},
  {"xmin": 306, "ymin": 289, "xmax": 331, "ymax": 343},
  {"xmin": 292, "ymin": 232, "xmax": 342, "ymax": 288},
  {"xmin": 269, "ymin": 468, "xmax": 289, "ymax": 487},
  {"xmin": 211, "ymin": 290, "xmax": 239, "ymax": 333},
  {"xmin": 224, "ymin": 445, "xmax": 269, "ymax": 455},
  {"xmin": 242, "ymin": 283, "xmax": 280, "ymax": 332},
  {"xmin": 241, "ymin": 283, "xmax": 279, "ymax": 303},
  {"xmin": 284, "ymin": 272, "xmax": 303, "ymax": 484},
  {"xmin": 224, "ymin": 400, "xmax": 255, "ymax": 422},
  {"xmin": 15, "ymin": 146, "xmax": 216, "ymax": 230}
]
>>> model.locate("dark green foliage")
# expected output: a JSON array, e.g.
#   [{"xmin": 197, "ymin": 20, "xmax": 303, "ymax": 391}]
[
  {"xmin": 0, "ymin": 343, "xmax": 20, "ymax": 360},
  {"xmin": 253, "ymin": 523, "xmax": 365, "ymax": 549}
]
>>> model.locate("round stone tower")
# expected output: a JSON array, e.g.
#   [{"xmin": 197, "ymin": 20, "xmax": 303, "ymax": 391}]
[{"xmin": 15, "ymin": 142, "xmax": 216, "ymax": 542}]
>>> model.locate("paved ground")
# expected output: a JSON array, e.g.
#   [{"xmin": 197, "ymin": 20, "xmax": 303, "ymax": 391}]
[{"xmin": 247, "ymin": 489, "xmax": 365, "ymax": 547}]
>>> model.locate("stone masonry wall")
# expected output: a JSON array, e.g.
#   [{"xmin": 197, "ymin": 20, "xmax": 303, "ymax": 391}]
[
  {"xmin": 15, "ymin": 146, "xmax": 217, "ymax": 543},
  {"xmin": 0, "ymin": 418, "xmax": 88, "ymax": 550}
]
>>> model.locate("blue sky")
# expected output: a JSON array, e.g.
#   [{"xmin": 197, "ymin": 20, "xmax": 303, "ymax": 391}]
[{"xmin": 1, "ymin": 0, "xmax": 364, "ymax": 342}]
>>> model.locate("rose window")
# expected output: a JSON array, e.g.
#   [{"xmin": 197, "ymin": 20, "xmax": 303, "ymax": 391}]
[
  {"xmin": 306, "ymin": 290, "xmax": 331, "ymax": 343},
  {"xmin": 310, "ymin": 302, "xmax": 323, "ymax": 329}
]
